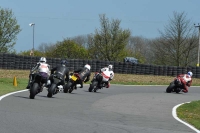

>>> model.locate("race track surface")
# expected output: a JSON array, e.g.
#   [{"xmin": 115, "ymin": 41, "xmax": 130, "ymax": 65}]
[{"xmin": 0, "ymin": 85, "xmax": 199, "ymax": 133}]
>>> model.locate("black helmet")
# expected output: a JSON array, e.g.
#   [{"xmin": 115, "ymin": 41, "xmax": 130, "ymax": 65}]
[{"xmin": 61, "ymin": 60, "xmax": 68, "ymax": 66}]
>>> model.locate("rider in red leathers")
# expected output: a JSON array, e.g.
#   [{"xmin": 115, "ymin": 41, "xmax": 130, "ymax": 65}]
[{"xmin": 176, "ymin": 71, "xmax": 193, "ymax": 93}]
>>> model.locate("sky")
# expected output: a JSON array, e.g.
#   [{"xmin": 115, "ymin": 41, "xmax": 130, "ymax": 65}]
[{"xmin": 1, "ymin": 0, "xmax": 200, "ymax": 53}]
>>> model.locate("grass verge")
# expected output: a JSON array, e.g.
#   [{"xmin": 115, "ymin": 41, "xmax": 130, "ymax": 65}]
[
  {"xmin": 177, "ymin": 101, "xmax": 200, "ymax": 130},
  {"xmin": 0, "ymin": 69, "xmax": 200, "ymax": 130}
]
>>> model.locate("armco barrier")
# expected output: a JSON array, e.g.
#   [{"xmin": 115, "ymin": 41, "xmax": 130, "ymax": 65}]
[{"xmin": 0, "ymin": 53, "xmax": 199, "ymax": 78}]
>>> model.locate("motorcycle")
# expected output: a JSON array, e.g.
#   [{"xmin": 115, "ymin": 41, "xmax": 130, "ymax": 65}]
[
  {"xmin": 166, "ymin": 77, "xmax": 184, "ymax": 93},
  {"xmin": 88, "ymin": 71, "xmax": 110, "ymax": 92},
  {"xmin": 29, "ymin": 72, "xmax": 46, "ymax": 99},
  {"xmin": 47, "ymin": 74, "xmax": 63, "ymax": 98},
  {"xmin": 63, "ymin": 73, "xmax": 80, "ymax": 93}
]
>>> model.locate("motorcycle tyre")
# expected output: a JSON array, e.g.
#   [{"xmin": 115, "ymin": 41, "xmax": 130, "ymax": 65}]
[
  {"xmin": 29, "ymin": 83, "xmax": 39, "ymax": 99},
  {"xmin": 166, "ymin": 82, "xmax": 175, "ymax": 93},
  {"xmin": 64, "ymin": 82, "xmax": 72, "ymax": 93},
  {"xmin": 47, "ymin": 83, "xmax": 57, "ymax": 98},
  {"xmin": 175, "ymin": 88, "xmax": 181, "ymax": 93},
  {"xmin": 89, "ymin": 81, "xmax": 98, "ymax": 92}
]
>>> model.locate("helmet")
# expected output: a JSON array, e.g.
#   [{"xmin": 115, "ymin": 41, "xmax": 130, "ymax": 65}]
[
  {"xmin": 39, "ymin": 57, "xmax": 46, "ymax": 63},
  {"xmin": 108, "ymin": 64, "xmax": 113, "ymax": 71},
  {"xmin": 84, "ymin": 64, "xmax": 91, "ymax": 70},
  {"xmin": 187, "ymin": 71, "xmax": 193, "ymax": 77},
  {"xmin": 61, "ymin": 60, "xmax": 68, "ymax": 66}
]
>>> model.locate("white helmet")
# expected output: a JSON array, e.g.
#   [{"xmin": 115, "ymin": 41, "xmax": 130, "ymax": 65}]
[
  {"xmin": 108, "ymin": 64, "xmax": 113, "ymax": 71},
  {"xmin": 187, "ymin": 71, "xmax": 193, "ymax": 77},
  {"xmin": 84, "ymin": 64, "xmax": 91, "ymax": 70},
  {"xmin": 39, "ymin": 57, "xmax": 46, "ymax": 63}
]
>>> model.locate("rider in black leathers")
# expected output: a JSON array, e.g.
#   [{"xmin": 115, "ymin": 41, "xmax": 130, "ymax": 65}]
[
  {"xmin": 48, "ymin": 60, "xmax": 69, "ymax": 87},
  {"xmin": 73, "ymin": 64, "xmax": 91, "ymax": 88}
]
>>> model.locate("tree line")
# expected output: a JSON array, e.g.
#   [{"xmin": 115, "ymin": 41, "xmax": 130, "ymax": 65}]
[{"xmin": 0, "ymin": 7, "xmax": 199, "ymax": 67}]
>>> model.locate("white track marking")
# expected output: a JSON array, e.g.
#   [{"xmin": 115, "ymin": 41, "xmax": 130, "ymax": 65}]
[{"xmin": 0, "ymin": 90, "xmax": 28, "ymax": 101}]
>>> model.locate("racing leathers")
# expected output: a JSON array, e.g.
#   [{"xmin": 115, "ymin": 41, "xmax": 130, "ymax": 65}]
[
  {"xmin": 26, "ymin": 62, "xmax": 50, "ymax": 89},
  {"xmin": 50, "ymin": 64, "xmax": 69, "ymax": 86},
  {"xmin": 73, "ymin": 67, "xmax": 91, "ymax": 88},
  {"xmin": 177, "ymin": 74, "xmax": 192, "ymax": 93},
  {"xmin": 100, "ymin": 67, "xmax": 114, "ymax": 88}
]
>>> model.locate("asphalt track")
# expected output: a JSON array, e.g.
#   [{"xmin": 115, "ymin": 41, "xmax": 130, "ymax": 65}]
[{"xmin": 0, "ymin": 85, "xmax": 200, "ymax": 133}]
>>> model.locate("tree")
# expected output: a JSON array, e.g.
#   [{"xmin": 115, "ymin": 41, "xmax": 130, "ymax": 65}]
[
  {"xmin": 126, "ymin": 36, "xmax": 151, "ymax": 64},
  {"xmin": 151, "ymin": 12, "xmax": 198, "ymax": 67},
  {"xmin": 50, "ymin": 39, "xmax": 89, "ymax": 59},
  {"xmin": 88, "ymin": 14, "xmax": 131, "ymax": 61},
  {"xmin": 0, "ymin": 7, "xmax": 21, "ymax": 53}
]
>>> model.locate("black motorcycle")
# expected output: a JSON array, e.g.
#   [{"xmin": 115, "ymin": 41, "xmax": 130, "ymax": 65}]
[
  {"xmin": 47, "ymin": 74, "xmax": 63, "ymax": 98},
  {"xmin": 29, "ymin": 72, "xmax": 45, "ymax": 99},
  {"xmin": 88, "ymin": 72, "xmax": 108, "ymax": 92},
  {"xmin": 166, "ymin": 77, "xmax": 184, "ymax": 93},
  {"xmin": 63, "ymin": 73, "xmax": 80, "ymax": 93}
]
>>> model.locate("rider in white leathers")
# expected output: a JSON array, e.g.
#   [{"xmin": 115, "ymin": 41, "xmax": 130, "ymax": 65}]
[
  {"xmin": 26, "ymin": 57, "xmax": 50, "ymax": 89},
  {"xmin": 100, "ymin": 64, "xmax": 114, "ymax": 88}
]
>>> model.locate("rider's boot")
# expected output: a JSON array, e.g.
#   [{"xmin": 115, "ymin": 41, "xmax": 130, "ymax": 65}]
[{"xmin": 80, "ymin": 82, "xmax": 83, "ymax": 88}]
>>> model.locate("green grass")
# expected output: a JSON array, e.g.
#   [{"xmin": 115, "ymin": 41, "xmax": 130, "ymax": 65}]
[
  {"xmin": 0, "ymin": 78, "xmax": 27, "ymax": 96},
  {"xmin": 177, "ymin": 101, "xmax": 200, "ymax": 130}
]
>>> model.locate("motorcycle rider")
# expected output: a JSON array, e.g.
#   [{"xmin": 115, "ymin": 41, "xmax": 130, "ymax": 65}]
[
  {"xmin": 100, "ymin": 64, "xmax": 114, "ymax": 88},
  {"xmin": 73, "ymin": 64, "xmax": 91, "ymax": 88},
  {"xmin": 26, "ymin": 57, "xmax": 50, "ymax": 90},
  {"xmin": 176, "ymin": 71, "xmax": 193, "ymax": 93},
  {"xmin": 49, "ymin": 60, "xmax": 69, "ymax": 88}
]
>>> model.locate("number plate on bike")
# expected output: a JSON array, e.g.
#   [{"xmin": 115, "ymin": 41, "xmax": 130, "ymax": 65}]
[{"xmin": 71, "ymin": 75, "xmax": 77, "ymax": 81}]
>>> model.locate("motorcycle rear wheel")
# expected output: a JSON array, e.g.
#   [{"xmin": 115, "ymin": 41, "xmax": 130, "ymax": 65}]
[
  {"xmin": 64, "ymin": 82, "xmax": 72, "ymax": 93},
  {"xmin": 89, "ymin": 81, "xmax": 98, "ymax": 92},
  {"xmin": 47, "ymin": 83, "xmax": 57, "ymax": 98},
  {"xmin": 29, "ymin": 83, "xmax": 39, "ymax": 99}
]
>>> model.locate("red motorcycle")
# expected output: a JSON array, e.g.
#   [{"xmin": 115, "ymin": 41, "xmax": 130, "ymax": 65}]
[{"xmin": 166, "ymin": 77, "xmax": 184, "ymax": 93}]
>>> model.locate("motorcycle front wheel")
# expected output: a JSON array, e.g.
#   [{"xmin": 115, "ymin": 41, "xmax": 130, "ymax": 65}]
[
  {"xmin": 166, "ymin": 82, "xmax": 175, "ymax": 93},
  {"xmin": 29, "ymin": 83, "xmax": 39, "ymax": 99},
  {"xmin": 47, "ymin": 83, "xmax": 57, "ymax": 98}
]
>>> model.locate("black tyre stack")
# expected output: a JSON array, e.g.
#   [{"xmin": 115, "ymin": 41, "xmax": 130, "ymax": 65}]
[
  {"xmin": 136, "ymin": 64, "xmax": 141, "ymax": 74},
  {"xmin": 140, "ymin": 64, "xmax": 145, "ymax": 75},
  {"xmin": 163, "ymin": 66, "xmax": 168, "ymax": 76},
  {"xmin": 2, "ymin": 53, "xmax": 8, "ymax": 69},
  {"xmin": 122, "ymin": 63, "xmax": 128, "ymax": 74},
  {"xmin": 153, "ymin": 65, "xmax": 159, "ymax": 75},
  {"xmin": 191, "ymin": 67, "xmax": 197, "ymax": 78},
  {"xmin": 74, "ymin": 59, "xmax": 79, "ymax": 70},
  {"xmin": 196, "ymin": 67, "xmax": 200, "ymax": 78},
  {"xmin": 0, "ymin": 53, "xmax": 3, "ymax": 69},
  {"xmin": 112, "ymin": 61, "xmax": 118, "ymax": 73},
  {"xmin": 130, "ymin": 63, "xmax": 136, "ymax": 74},
  {"xmin": 177, "ymin": 66, "xmax": 182, "ymax": 76},
  {"xmin": 149, "ymin": 65, "xmax": 154, "ymax": 75},
  {"xmin": 158, "ymin": 66, "xmax": 164, "ymax": 76},
  {"xmin": 167, "ymin": 66, "xmax": 173, "ymax": 76},
  {"xmin": 126, "ymin": 63, "xmax": 132, "ymax": 74},
  {"xmin": 172, "ymin": 66, "xmax": 177, "ymax": 77},
  {"xmin": 118, "ymin": 62, "xmax": 123, "ymax": 73}
]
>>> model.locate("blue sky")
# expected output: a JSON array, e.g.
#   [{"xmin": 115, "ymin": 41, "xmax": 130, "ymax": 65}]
[{"xmin": 1, "ymin": 0, "xmax": 200, "ymax": 53}]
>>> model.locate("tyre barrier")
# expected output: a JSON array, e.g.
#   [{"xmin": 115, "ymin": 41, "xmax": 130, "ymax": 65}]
[{"xmin": 1, "ymin": 53, "xmax": 200, "ymax": 78}]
